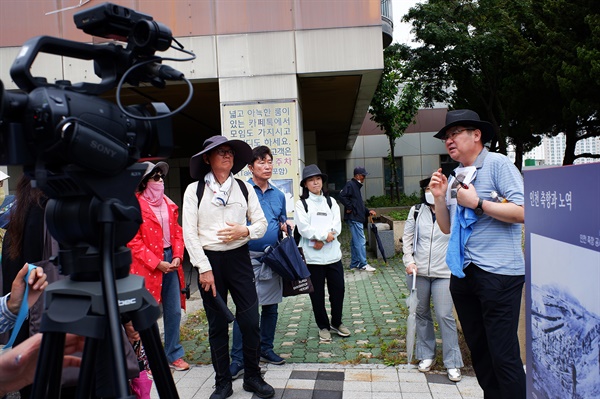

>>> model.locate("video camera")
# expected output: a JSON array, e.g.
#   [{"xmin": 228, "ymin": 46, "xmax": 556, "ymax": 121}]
[
  {"xmin": 0, "ymin": 2, "xmax": 194, "ymax": 274},
  {"xmin": 0, "ymin": 2, "xmax": 193, "ymax": 193}
]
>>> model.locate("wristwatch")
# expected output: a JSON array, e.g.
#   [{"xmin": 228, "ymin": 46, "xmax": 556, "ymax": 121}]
[{"xmin": 474, "ymin": 198, "xmax": 484, "ymax": 216}]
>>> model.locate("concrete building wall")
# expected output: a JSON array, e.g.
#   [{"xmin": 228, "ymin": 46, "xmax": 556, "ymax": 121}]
[{"xmin": 348, "ymin": 130, "xmax": 448, "ymax": 198}]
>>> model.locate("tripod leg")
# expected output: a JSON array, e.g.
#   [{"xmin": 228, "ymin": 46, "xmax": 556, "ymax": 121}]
[
  {"xmin": 75, "ymin": 337, "xmax": 99, "ymax": 399},
  {"xmin": 31, "ymin": 332, "xmax": 66, "ymax": 399},
  {"xmin": 139, "ymin": 323, "xmax": 179, "ymax": 398}
]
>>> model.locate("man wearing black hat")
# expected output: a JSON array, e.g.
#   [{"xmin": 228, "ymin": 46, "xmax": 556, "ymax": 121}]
[
  {"xmin": 430, "ymin": 110, "xmax": 525, "ymax": 398},
  {"xmin": 182, "ymin": 135, "xmax": 273, "ymax": 399},
  {"xmin": 339, "ymin": 167, "xmax": 377, "ymax": 272}
]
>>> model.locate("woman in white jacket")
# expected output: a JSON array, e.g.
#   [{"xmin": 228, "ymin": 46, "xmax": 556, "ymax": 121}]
[
  {"xmin": 295, "ymin": 165, "xmax": 350, "ymax": 343},
  {"xmin": 403, "ymin": 178, "xmax": 463, "ymax": 382}
]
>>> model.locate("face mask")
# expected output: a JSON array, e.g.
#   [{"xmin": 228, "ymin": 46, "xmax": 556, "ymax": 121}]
[{"xmin": 425, "ymin": 191, "xmax": 434, "ymax": 205}]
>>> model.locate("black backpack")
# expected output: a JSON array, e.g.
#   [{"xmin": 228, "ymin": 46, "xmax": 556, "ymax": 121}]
[{"xmin": 293, "ymin": 195, "xmax": 333, "ymax": 245}]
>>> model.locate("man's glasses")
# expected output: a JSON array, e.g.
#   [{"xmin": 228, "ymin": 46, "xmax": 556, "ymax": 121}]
[
  {"xmin": 150, "ymin": 173, "xmax": 164, "ymax": 181},
  {"xmin": 442, "ymin": 128, "xmax": 475, "ymax": 142},
  {"xmin": 215, "ymin": 148, "xmax": 235, "ymax": 157}
]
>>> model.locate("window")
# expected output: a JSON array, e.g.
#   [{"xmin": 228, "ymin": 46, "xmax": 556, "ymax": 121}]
[{"xmin": 383, "ymin": 157, "xmax": 404, "ymax": 195}]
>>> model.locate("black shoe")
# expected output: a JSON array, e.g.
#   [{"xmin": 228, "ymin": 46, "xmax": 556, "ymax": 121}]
[
  {"xmin": 210, "ymin": 381, "xmax": 233, "ymax": 399},
  {"xmin": 243, "ymin": 376, "xmax": 275, "ymax": 398},
  {"xmin": 260, "ymin": 350, "xmax": 286, "ymax": 365}
]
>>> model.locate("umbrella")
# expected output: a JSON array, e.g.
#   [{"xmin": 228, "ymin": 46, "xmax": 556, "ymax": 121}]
[
  {"xmin": 262, "ymin": 223, "xmax": 310, "ymax": 281},
  {"xmin": 406, "ymin": 271, "xmax": 418, "ymax": 364},
  {"xmin": 369, "ymin": 216, "xmax": 387, "ymax": 263}
]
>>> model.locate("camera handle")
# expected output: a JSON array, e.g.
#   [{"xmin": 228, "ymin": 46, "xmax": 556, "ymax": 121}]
[{"xmin": 30, "ymin": 201, "xmax": 179, "ymax": 398}]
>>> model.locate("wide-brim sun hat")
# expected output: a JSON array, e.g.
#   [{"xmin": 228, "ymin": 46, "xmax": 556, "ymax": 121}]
[
  {"xmin": 300, "ymin": 164, "xmax": 328, "ymax": 187},
  {"xmin": 142, "ymin": 161, "xmax": 169, "ymax": 180},
  {"xmin": 434, "ymin": 109, "xmax": 495, "ymax": 144},
  {"xmin": 190, "ymin": 135, "xmax": 252, "ymax": 180}
]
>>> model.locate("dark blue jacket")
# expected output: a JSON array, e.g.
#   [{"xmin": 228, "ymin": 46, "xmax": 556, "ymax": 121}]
[{"xmin": 338, "ymin": 178, "xmax": 370, "ymax": 223}]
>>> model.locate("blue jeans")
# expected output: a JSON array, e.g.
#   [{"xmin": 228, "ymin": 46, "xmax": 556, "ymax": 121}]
[
  {"xmin": 231, "ymin": 303, "xmax": 279, "ymax": 365},
  {"xmin": 347, "ymin": 220, "xmax": 367, "ymax": 269},
  {"xmin": 161, "ymin": 247, "xmax": 185, "ymax": 363}
]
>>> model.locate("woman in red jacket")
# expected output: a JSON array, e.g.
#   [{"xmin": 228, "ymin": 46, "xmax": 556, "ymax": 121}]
[{"xmin": 128, "ymin": 161, "xmax": 189, "ymax": 371}]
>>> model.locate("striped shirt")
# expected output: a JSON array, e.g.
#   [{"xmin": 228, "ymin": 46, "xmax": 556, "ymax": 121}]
[
  {"xmin": 447, "ymin": 148, "xmax": 525, "ymax": 276},
  {"xmin": 0, "ymin": 294, "xmax": 17, "ymax": 334}
]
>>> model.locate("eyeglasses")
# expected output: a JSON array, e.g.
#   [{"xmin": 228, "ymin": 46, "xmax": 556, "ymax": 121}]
[
  {"xmin": 442, "ymin": 128, "xmax": 476, "ymax": 142},
  {"xmin": 215, "ymin": 148, "xmax": 235, "ymax": 157},
  {"xmin": 150, "ymin": 173, "xmax": 164, "ymax": 181}
]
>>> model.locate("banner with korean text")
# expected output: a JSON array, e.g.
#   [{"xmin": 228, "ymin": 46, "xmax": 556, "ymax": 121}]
[
  {"xmin": 222, "ymin": 100, "xmax": 300, "ymax": 216},
  {"xmin": 524, "ymin": 163, "xmax": 600, "ymax": 399}
]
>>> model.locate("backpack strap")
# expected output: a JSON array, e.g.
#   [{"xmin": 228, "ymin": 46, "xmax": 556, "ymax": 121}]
[
  {"xmin": 196, "ymin": 178, "xmax": 249, "ymax": 206},
  {"xmin": 413, "ymin": 203, "xmax": 422, "ymax": 221}
]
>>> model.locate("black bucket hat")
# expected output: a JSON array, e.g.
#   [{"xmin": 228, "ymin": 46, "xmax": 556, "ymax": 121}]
[
  {"xmin": 300, "ymin": 164, "xmax": 327, "ymax": 187},
  {"xmin": 190, "ymin": 135, "xmax": 252, "ymax": 180},
  {"xmin": 434, "ymin": 109, "xmax": 495, "ymax": 144}
]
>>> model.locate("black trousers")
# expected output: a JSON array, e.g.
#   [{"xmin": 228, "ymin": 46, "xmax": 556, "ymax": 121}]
[
  {"xmin": 307, "ymin": 260, "xmax": 345, "ymax": 330},
  {"xmin": 450, "ymin": 263, "xmax": 525, "ymax": 399},
  {"xmin": 200, "ymin": 245, "xmax": 261, "ymax": 384}
]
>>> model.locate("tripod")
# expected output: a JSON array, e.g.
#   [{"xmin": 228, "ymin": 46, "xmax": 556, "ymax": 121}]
[{"xmin": 29, "ymin": 166, "xmax": 179, "ymax": 399}]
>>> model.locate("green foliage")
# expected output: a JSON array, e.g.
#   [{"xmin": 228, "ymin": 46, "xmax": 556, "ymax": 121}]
[
  {"xmin": 370, "ymin": 43, "xmax": 423, "ymax": 200},
  {"xmin": 387, "ymin": 209, "xmax": 411, "ymax": 221},
  {"xmin": 402, "ymin": 0, "xmax": 600, "ymax": 166},
  {"xmin": 366, "ymin": 192, "xmax": 420, "ymax": 208}
]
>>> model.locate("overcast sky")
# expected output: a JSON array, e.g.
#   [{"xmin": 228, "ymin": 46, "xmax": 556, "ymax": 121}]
[{"xmin": 391, "ymin": 0, "xmax": 418, "ymax": 45}]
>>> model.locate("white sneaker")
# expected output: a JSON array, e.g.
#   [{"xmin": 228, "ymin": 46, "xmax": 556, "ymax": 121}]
[
  {"xmin": 447, "ymin": 368, "xmax": 462, "ymax": 382},
  {"xmin": 417, "ymin": 358, "xmax": 435, "ymax": 372},
  {"xmin": 360, "ymin": 264, "xmax": 376, "ymax": 272}
]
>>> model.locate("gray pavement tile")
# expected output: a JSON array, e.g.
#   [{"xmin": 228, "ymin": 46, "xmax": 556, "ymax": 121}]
[
  {"xmin": 371, "ymin": 381, "xmax": 401, "ymax": 392},
  {"xmin": 313, "ymin": 390, "xmax": 344, "ymax": 399},
  {"xmin": 286, "ymin": 379, "xmax": 316, "ymax": 390},
  {"xmin": 425, "ymin": 373, "xmax": 454, "ymax": 385},
  {"xmin": 342, "ymin": 380, "xmax": 372, "ymax": 391},
  {"xmin": 290, "ymin": 370, "xmax": 319, "ymax": 380},
  {"xmin": 399, "ymin": 382, "xmax": 431, "ymax": 393},
  {"xmin": 317, "ymin": 370, "xmax": 345, "ymax": 381},
  {"xmin": 342, "ymin": 392, "xmax": 373, "ymax": 399},
  {"xmin": 314, "ymin": 380, "xmax": 344, "ymax": 391},
  {"xmin": 400, "ymin": 393, "xmax": 434, "ymax": 399},
  {"xmin": 281, "ymin": 388, "xmax": 314, "ymax": 399}
]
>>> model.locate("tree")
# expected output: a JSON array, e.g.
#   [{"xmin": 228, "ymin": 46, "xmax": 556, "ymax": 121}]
[
  {"xmin": 369, "ymin": 43, "xmax": 422, "ymax": 201},
  {"xmin": 403, "ymin": 0, "xmax": 600, "ymax": 166},
  {"xmin": 520, "ymin": 0, "xmax": 600, "ymax": 164}
]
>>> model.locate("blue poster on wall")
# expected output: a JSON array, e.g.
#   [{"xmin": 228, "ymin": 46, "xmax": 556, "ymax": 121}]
[{"xmin": 524, "ymin": 163, "xmax": 600, "ymax": 399}]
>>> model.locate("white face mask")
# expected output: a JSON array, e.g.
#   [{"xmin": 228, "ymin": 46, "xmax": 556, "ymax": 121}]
[{"xmin": 425, "ymin": 191, "xmax": 434, "ymax": 205}]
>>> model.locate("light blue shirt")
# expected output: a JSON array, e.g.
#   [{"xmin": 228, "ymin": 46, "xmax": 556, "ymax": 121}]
[
  {"xmin": 447, "ymin": 148, "xmax": 525, "ymax": 276},
  {"xmin": 247, "ymin": 179, "xmax": 287, "ymax": 252}
]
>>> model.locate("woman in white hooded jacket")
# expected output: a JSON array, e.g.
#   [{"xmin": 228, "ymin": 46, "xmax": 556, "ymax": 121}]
[
  {"xmin": 402, "ymin": 178, "xmax": 463, "ymax": 382},
  {"xmin": 295, "ymin": 165, "xmax": 350, "ymax": 344}
]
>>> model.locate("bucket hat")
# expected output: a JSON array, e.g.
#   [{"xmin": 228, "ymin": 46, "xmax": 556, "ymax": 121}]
[
  {"xmin": 434, "ymin": 109, "xmax": 495, "ymax": 143},
  {"xmin": 142, "ymin": 161, "xmax": 168, "ymax": 180},
  {"xmin": 353, "ymin": 166, "xmax": 369, "ymax": 176},
  {"xmin": 190, "ymin": 135, "xmax": 252, "ymax": 179},
  {"xmin": 300, "ymin": 164, "xmax": 327, "ymax": 187}
]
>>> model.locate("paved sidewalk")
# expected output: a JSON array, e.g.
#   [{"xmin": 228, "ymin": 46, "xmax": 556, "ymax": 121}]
[
  {"xmin": 160, "ymin": 227, "xmax": 483, "ymax": 398},
  {"xmin": 155, "ymin": 362, "xmax": 483, "ymax": 399}
]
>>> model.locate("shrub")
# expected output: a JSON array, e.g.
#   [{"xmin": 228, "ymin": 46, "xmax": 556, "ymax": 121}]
[{"xmin": 366, "ymin": 192, "xmax": 420, "ymax": 208}]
